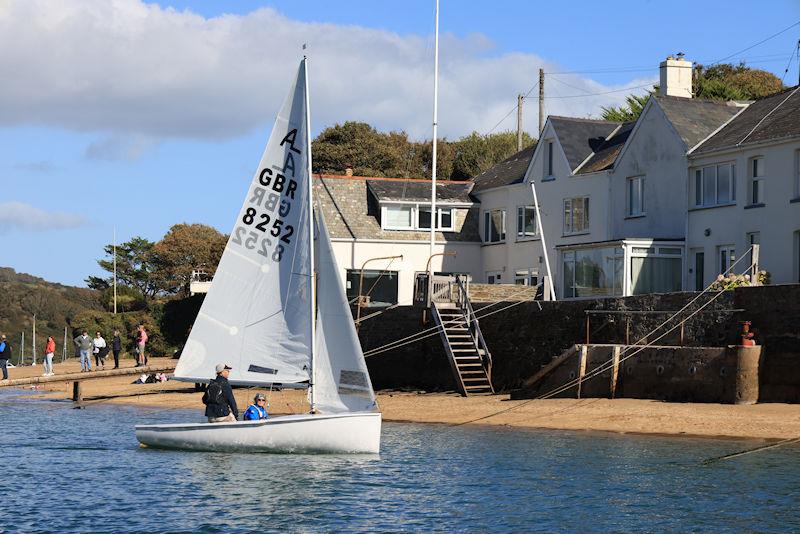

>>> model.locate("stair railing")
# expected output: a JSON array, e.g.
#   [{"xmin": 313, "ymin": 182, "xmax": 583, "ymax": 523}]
[{"xmin": 455, "ymin": 275, "xmax": 493, "ymax": 382}]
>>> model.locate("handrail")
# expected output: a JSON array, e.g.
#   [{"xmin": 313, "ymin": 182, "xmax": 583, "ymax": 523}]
[{"xmin": 455, "ymin": 275, "xmax": 492, "ymax": 379}]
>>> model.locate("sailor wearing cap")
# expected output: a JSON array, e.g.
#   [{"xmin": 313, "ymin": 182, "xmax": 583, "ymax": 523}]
[
  {"xmin": 243, "ymin": 392, "xmax": 269, "ymax": 421},
  {"xmin": 203, "ymin": 363, "xmax": 239, "ymax": 423}
]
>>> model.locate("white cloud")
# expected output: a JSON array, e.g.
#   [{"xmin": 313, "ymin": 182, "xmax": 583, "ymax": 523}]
[
  {"xmin": 0, "ymin": 202, "xmax": 88, "ymax": 234},
  {"xmin": 0, "ymin": 0, "xmax": 656, "ymax": 140}
]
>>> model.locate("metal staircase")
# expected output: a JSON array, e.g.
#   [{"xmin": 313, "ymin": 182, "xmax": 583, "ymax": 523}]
[{"xmin": 429, "ymin": 276, "xmax": 494, "ymax": 396}]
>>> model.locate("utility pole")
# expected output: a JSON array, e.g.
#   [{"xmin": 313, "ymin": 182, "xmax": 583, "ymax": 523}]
[
  {"xmin": 797, "ymin": 40, "xmax": 799, "ymax": 86},
  {"xmin": 516, "ymin": 94, "xmax": 524, "ymax": 151},
  {"xmin": 538, "ymin": 68, "xmax": 545, "ymax": 135}
]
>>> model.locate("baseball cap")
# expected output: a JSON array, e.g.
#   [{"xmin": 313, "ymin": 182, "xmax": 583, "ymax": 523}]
[{"xmin": 215, "ymin": 363, "xmax": 232, "ymax": 373}]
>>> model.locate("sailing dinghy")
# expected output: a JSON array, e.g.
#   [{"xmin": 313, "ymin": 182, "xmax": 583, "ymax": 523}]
[{"xmin": 135, "ymin": 59, "xmax": 381, "ymax": 454}]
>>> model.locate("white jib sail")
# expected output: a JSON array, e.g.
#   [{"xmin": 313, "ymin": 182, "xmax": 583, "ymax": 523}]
[
  {"xmin": 174, "ymin": 62, "xmax": 313, "ymax": 386},
  {"xmin": 312, "ymin": 209, "xmax": 378, "ymax": 413}
]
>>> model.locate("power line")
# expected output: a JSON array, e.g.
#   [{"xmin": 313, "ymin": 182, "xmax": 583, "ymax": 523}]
[
  {"xmin": 544, "ymin": 82, "xmax": 655, "ymax": 100},
  {"xmin": 707, "ymin": 19, "xmax": 800, "ymax": 66},
  {"xmin": 484, "ymin": 80, "xmax": 539, "ymax": 135}
]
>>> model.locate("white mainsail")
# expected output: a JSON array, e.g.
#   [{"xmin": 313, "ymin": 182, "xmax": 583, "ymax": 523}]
[
  {"xmin": 174, "ymin": 62, "xmax": 313, "ymax": 387},
  {"xmin": 312, "ymin": 209, "xmax": 378, "ymax": 413}
]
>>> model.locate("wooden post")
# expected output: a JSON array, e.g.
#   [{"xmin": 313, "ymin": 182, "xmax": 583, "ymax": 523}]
[
  {"xmin": 610, "ymin": 345, "xmax": 621, "ymax": 399},
  {"xmin": 625, "ymin": 317, "xmax": 631, "ymax": 346},
  {"xmin": 750, "ymin": 244, "xmax": 760, "ymax": 285},
  {"xmin": 516, "ymin": 94, "xmax": 524, "ymax": 151},
  {"xmin": 538, "ymin": 68, "xmax": 545, "ymax": 135},
  {"xmin": 72, "ymin": 381, "xmax": 82, "ymax": 404},
  {"xmin": 680, "ymin": 322, "xmax": 685, "ymax": 346},
  {"xmin": 585, "ymin": 315, "xmax": 590, "ymax": 345},
  {"xmin": 577, "ymin": 345, "xmax": 588, "ymax": 399}
]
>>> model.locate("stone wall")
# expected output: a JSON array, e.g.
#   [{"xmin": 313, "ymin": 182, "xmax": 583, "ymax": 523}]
[
  {"xmin": 359, "ymin": 284, "xmax": 800, "ymax": 401},
  {"xmin": 468, "ymin": 283, "xmax": 539, "ymax": 302}
]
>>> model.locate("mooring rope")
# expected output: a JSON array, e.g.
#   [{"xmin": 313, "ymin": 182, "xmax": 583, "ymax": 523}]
[{"xmin": 701, "ymin": 436, "xmax": 800, "ymax": 464}]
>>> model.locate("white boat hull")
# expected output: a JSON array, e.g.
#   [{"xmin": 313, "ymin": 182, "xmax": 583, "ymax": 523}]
[{"xmin": 135, "ymin": 412, "xmax": 381, "ymax": 454}]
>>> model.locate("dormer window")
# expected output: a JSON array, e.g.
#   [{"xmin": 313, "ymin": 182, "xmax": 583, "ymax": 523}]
[{"xmin": 381, "ymin": 204, "xmax": 454, "ymax": 231}]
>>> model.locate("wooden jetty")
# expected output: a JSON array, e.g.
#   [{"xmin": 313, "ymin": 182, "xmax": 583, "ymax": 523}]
[{"xmin": 0, "ymin": 364, "xmax": 177, "ymax": 404}]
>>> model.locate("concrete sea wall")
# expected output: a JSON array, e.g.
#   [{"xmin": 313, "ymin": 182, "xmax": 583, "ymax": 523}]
[{"xmin": 359, "ymin": 284, "xmax": 800, "ymax": 402}]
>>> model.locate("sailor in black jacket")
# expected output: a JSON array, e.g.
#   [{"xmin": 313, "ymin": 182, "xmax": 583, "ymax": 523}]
[
  {"xmin": 204, "ymin": 363, "xmax": 239, "ymax": 423},
  {"xmin": 0, "ymin": 334, "xmax": 12, "ymax": 380}
]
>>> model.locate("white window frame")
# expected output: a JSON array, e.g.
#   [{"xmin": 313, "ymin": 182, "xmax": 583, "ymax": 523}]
[
  {"xmin": 483, "ymin": 209, "xmax": 506, "ymax": 244},
  {"xmin": 627, "ymin": 176, "xmax": 645, "ymax": 217},
  {"xmin": 381, "ymin": 204, "xmax": 455, "ymax": 231},
  {"xmin": 418, "ymin": 206, "xmax": 455, "ymax": 231},
  {"xmin": 382, "ymin": 205, "xmax": 414, "ymax": 230},
  {"xmin": 718, "ymin": 245, "xmax": 736, "ymax": 275},
  {"xmin": 516, "ymin": 206, "xmax": 538, "ymax": 239},
  {"xmin": 694, "ymin": 162, "xmax": 736, "ymax": 207},
  {"xmin": 563, "ymin": 197, "xmax": 589, "ymax": 235},
  {"xmin": 749, "ymin": 156, "xmax": 764, "ymax": 206}
]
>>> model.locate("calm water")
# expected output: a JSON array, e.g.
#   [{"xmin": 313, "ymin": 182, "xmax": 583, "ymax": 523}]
[{"xmin": 1, "ymin": 390, "xmax": 798, "ymax": 533}]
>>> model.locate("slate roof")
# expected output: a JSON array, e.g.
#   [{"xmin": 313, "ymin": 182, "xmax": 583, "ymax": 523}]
[
  {"xmin": 654, "ymin": 95, "xmax": 740, "ymax": 150},
  {"xmin": 577, "ymin": 121, "xmax": 636, "ymax": 174},
  {"xmin": 314, "ymin": 175, "xmax": 481, "ymax": 242},
  {"xmin": 691, "ymin": 86, "xmax": 800, "ymax": 155},
  {"xmin": 471, "ymin": 143, "xmax": 537, "ymax": 192},
  {"xmin": 367, "ymin": 178, "xmax": 474, "ymax": 203},
  {"xmin": 548, "ymin": 116, "xmax": 620, "ymax": 171}
]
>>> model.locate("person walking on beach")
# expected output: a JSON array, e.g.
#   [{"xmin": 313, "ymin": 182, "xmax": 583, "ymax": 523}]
[
  {"xmin": 203, "ymin": 363, "xmax": 238, "ymax": 423},
  {"xmin": 243, "ymin": 393, "xmax": 269, "ymax": 421},
  {"xmin": 43, "ymin": 336, "xmax": 56, "ymax": 376},
  {"xmin": 0, "ymin": 334, "xmax": 11, "ymax": 380},
  {"xmin": 111, "ymin": 330, "xmax": 122, "ymax": 369},
  {"xmin": 74, "ymin": 331, "xmax": 93, "ymax": 372},
  {"xmin": 135, "ymin": 325, "xmax": 148, "ymax": 367},
  {"xmin": 93, "ymin": 332, "xmax": 107, "ymax": 370}
]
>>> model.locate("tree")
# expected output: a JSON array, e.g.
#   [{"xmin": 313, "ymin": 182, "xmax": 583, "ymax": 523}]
[
  {"xmin": 312, "ymin": 122, "xmax": 413, "ymax": 177},
  {"xmin": 601, "ymin": 93, "xmax": 652, "ymax": 122},
  {"xmin": 89, "ymin": 236, "xmax": 162, "ymax": 303},
  {"xmin": 451, "ymin": 131, "xmax": 537, "ymax": 179},
  {"xmin": 152, "ymin": 223, "xmax": 227, "ymax": 296},
  {"xmin": 694, "ymin": 63, "xmax": 783, "ymax": 100}
]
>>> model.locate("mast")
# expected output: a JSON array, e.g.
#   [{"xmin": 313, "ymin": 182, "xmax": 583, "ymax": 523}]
[
  {"xmin": 303, "ymin": 55, "xmax": 317, "ymax": 413},
  {"xmin": 429, "ymin": 0, "xmax": 440, "ymax": 270},
  {"xmin": 113, "ymin": 227, "xmax": 117, "ymax": 314}
]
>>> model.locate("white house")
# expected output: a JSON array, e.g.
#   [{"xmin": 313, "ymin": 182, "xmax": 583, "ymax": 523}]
[
  {"xmin": 472, "ymin": 56, "xmax": 741, "ymax": 299},
  {"xmin": 687, "ymin": 86, "xmax": 800, "ymax": 287},
  {"xmin": 314, "ymin": 173, "xmax": 483, "ymax": 307}
]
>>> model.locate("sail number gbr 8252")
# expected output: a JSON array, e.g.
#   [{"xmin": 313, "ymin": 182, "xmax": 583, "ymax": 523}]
[{"xmin": 231, "ymin": 128, "xmax": 303, "ymax": 263}]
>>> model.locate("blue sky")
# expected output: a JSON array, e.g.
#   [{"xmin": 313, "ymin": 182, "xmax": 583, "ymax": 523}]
[{"xmin": 1, "ymin": 0, "xmax": 799, "ymax": 286}]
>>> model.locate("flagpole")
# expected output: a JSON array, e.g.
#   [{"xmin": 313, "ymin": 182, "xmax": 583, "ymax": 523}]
[
  {"xmin": 429, "ymin": 0, "xmax": 440, "ymax": 272},
  {"xmin": 113, "ymin": 227, "xmax": 117, "ymax": 314}
]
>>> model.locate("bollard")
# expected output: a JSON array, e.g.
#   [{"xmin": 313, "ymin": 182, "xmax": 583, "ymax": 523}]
[{"xmin": 726, "ymin": 345, "xmax": 762, "ymax": 405}]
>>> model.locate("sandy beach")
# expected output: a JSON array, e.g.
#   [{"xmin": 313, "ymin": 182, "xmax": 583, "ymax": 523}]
[{"xmin": 7, "ymin": 357, "xmax": 800, "ymax": 441}]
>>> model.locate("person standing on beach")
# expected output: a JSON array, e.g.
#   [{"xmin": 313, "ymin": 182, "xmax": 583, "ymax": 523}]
[
  {"xmin": 0, "ymin": 334, "xmax": 11, "ymax": 380},
  {"xmin": 93, "ymin": 332, "xmax": 107, "ymax": 370},
  {"xmin": 43, "ymin": 336, "xmax": 56, "ymax": 376},
  {"xmin": 135, "ymin": 325, "xmax": 148, "ymax": 367},
  {"xmin": 74, "ymin": 331, "xmax": 93, "ymax": 372},
  {"xmin": 111, "ymin": 330, "xmax": 122, "ymax": 369},
  {"xmin": 203, "ymin": 363, "xmax": 238, "ymax": 423}
]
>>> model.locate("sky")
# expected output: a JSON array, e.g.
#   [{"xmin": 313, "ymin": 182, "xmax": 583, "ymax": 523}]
[{"xmin": 2, "ymin": 0, "xmax": 800, "ymax": 286}]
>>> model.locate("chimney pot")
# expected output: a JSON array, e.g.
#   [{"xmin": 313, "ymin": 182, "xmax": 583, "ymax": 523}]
[{"xmin": 345, "ymin": 165, "xmax": 353, "ymax": 177}]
